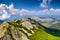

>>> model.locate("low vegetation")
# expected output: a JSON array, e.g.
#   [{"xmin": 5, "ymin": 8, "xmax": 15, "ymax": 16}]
[{"xmin": 0, "ymin": 18, "xmax": 60, "ymax": 40}]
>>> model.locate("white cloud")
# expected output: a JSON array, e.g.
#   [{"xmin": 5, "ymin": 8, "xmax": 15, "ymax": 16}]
[
  {"xmin": 0, "ymin": 4, "xmax": 60, "ymax": 20},
  {"xmin": 40, "ymin": 2, "xmax": 48, "ymax": 8},
  {"xmin": 50, "ymin": 8, "xmax": 55, "ymax": 11},
  {"xmin": 0, "ymin": 14, "xmax": 10, "ymax": 20},
  {"xmin": 40, "ymin": 0, "xmax": 51, "ymax": 8},
  {"xmin": 0, "ymin": 4, "xmax": 14, "ymax": 20}
]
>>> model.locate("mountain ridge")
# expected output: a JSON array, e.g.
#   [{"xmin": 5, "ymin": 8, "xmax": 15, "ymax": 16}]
[{"xmin": 0, "ymin": 18, "xmax": 60, "ymax": 40}]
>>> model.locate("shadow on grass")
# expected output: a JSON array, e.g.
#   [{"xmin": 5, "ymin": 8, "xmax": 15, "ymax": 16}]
[
  {"xmin": 31, "ymin": 18, "xmax": 60, "ymax": 37},
  {"xmin": 39, "ymin": 23, "xmax": 60, "ymax": 37},
  {"xmin": 45, "ymin": 28, "xmax": 60, "ymax": 37}
]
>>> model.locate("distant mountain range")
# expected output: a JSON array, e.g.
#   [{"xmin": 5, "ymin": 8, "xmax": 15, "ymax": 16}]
[
  {"xmin": 1, "ymin": 16, "xmax": 60, "ymax": 29},
  {"xmin": 31, "ymin": 17, "xmax": 60, "ymax": 27},
  {"xmin": 49, "ymin": 22, "xmax": 60, "ymax": 30},
  {"xmin": 0, "ymin": 20, "xmax": 4, "ymax": 24}
]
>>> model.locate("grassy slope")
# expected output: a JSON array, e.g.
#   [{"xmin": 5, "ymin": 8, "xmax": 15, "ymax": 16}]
[
  {"xmin": 29, "ymin": 27, "xmax": 60, "ymax": 40},
  {"xmin": 1, "ymin": 19, "xmax": 60, "ymax": 40},
  {"xmin": 10, "ymin": 19, "xmax": 60, "ymax": 40}
]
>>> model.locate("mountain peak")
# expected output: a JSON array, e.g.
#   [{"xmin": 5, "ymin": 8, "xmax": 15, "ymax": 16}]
[{"xmin": 0, "ymin": 18, "xmax": 60, "ymax": 40}]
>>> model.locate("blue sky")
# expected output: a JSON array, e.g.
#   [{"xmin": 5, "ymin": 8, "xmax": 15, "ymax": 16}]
[
  {"xmin": 0, "ymin": 0, "xmax": 60, "ymax": 20},
  {"xmin": 0, "ymin": 0, "xmax": 60, "ymax": 9},
  {"xmin": 0, "ymin": 0, "xmax": 41, "ymax": 10}
]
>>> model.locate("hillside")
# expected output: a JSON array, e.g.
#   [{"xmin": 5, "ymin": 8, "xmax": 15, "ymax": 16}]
[
  {"xmin": 0, "ymin": 18, "xmax": 60, "ymax": 40},
  {"xmin": 31, "ymin": 17, "xmax": 60, "ymax": 27},
  {"xmin": 49, "ymin": 22, "xmax": 60, "ymax": 30}
]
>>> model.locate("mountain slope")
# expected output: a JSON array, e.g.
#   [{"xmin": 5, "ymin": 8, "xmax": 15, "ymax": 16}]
[
  {"xmin": 49, "ymin": 22, "xmax": 60, "ymax": 30},
  {"xmin": 31, "ymin": 17, "xmax": 60, "ymax": 27},
  {"xmin": 0, "ymin": 18, "xmax": 60, "ymax": 40},
  {"xmin": 29, "ymin": 29, "xmax": 60, "ymax": 40},
  {"xmin": 29, "ymin": 26, "xmax": 60, "ymax": 40}
]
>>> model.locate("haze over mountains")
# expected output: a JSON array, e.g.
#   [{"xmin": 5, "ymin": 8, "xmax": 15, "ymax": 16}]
[
  {"xmin": 0, "ymin": 20, "xmax": 4, "ymax": 24},
  {"xmin": 1, "ymin": 17, "xmax": 60, "ymax": 29},
  {"xmin": 31, "ymin": 17, "xmax": 60, "ymax": 26}
]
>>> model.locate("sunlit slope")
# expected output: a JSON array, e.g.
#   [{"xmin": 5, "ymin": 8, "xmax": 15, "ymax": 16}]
[
  {"xmin": 29, "ymin": 27, "xmax": 60, "ymax": 40},
  {"xmin": 0, "ymin": 18, "xmax": 60, "ymax": 40}
]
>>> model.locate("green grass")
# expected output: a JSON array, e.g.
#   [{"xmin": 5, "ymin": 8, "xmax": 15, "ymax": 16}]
[
  {"xmin": 7, "ymin": 19, "xmax": 60, "ymax": 40},
  {"xmin": 29, "ymin": 28, "xmax": 60, "ymax": 40}
]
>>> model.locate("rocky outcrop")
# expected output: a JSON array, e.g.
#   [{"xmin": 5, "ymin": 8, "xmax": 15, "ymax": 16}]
[{"xmin": 0, "ymin": 18, "xmax": 40, "ymax": 40}]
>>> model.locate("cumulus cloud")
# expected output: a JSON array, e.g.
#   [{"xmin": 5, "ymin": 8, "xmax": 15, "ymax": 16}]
[
  {"xmin": 40, "ymin": 0, "xmax": 51, "ymax": 8},
  {"xmin": 38, "ymin": 8, "xmax": 60, "ymax": 15},
  {"xmin": 0, "ymin": 4, "xmax": 33, "ymax": 20},
  {"xmin": 0, "ymin": 14, "xmax": 10, "ymax": 20},
  {"xmin": 0, "ymin": 4, "xmax": 60, "ymax": 20},
  {"xmin": 0, "ymin": 4, "xmax": 16, "ymax": 20}
]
